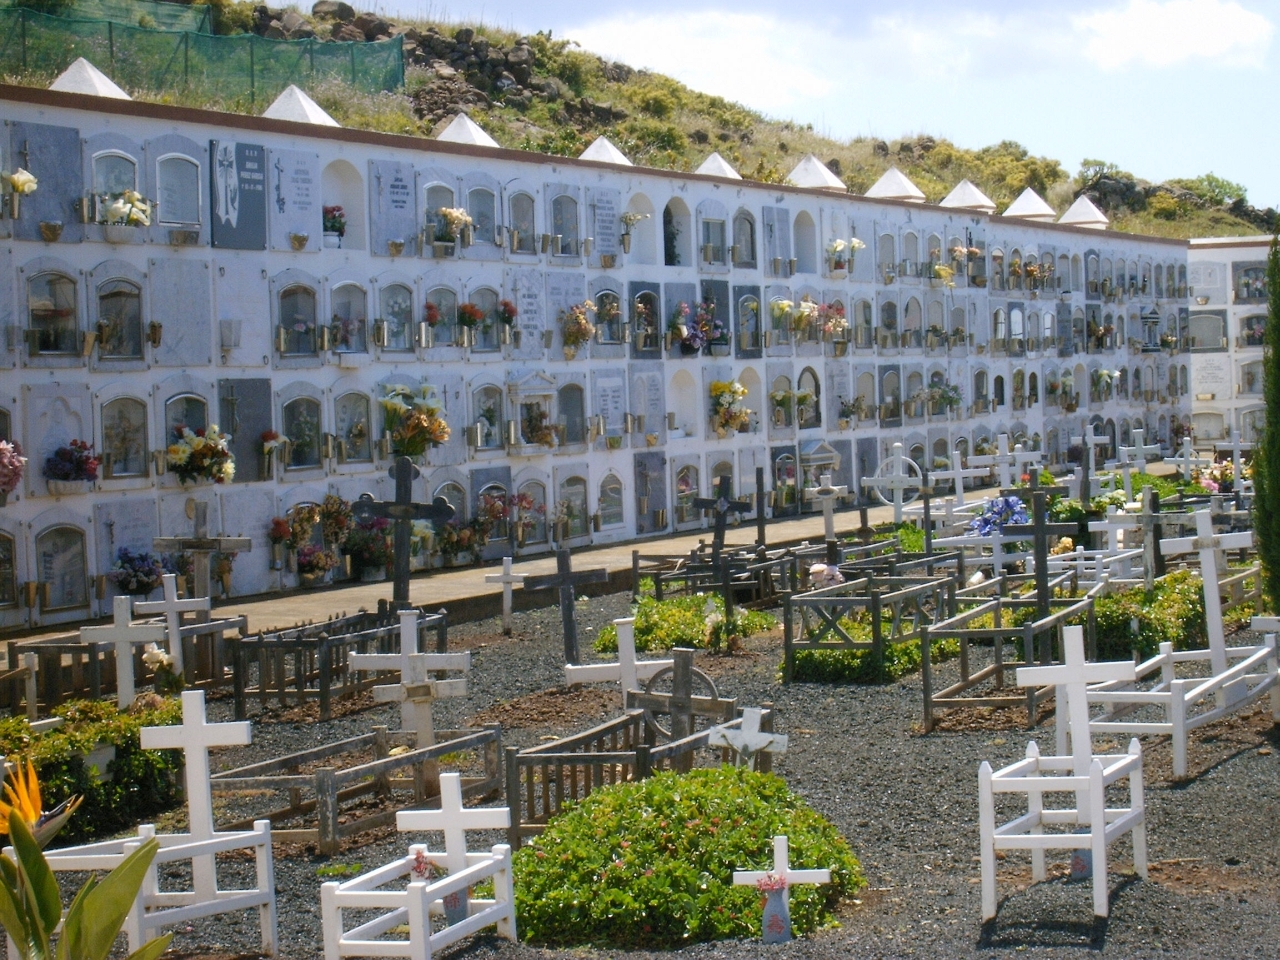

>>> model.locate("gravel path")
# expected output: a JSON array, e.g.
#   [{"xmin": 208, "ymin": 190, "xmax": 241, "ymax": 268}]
[{"xmin": 142, "ymin": 592, "xmax": 1278, "ymax": 959}]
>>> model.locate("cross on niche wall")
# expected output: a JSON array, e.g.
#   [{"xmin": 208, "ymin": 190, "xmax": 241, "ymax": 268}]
[
  {"xmin": 524, "ymin": 548, "xmax": 608, "ymax": 664},
  {"xmin": 352, "ymin": 456, "xmax": 455, "ymax": 607}
]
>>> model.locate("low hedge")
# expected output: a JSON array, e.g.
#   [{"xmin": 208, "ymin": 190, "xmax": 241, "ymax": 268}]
[
  {"xmin": 1085, "ymin": 569, "xmax": 1207, "ymax": 660},
  {"xmin": 595, "ymin": 593, "xmax": 776, "ymax": 654},
  {"xmin": 514, "ymin": 765, "xmax": 864, "ymax": 947},
  {"xmin": 0, "ymin": 697, "xmax": 183, "ymax": 845}
]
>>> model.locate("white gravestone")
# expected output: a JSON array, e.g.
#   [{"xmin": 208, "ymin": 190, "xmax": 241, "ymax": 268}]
[
  {"xmin": 732, "ymin": 835, "xmax": 831, "ymax": 943},
  {"xmin": 804, "ymin": 473, "xmax": 847, "ymax": 542},
  {"xmin": 484, "ymin": 557, "xmax": 525, "ymax": 636},
  {"xmin": 1163, "ymin": 437, "xmax": 1210, "ymax": 483}
]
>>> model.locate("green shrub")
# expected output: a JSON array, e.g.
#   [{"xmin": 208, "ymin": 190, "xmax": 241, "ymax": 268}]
[
  {"xmin": 595, "ymin": 594, "xmax": 776, "ymax": 654},
  {"xmin": 514, "ymin": 766, "xmax": 863, "ymax": 947},
  {"xmin": 0, "ymin": 698, "xmax": 183, "ymax": 845},
  {"xmin": 1082, "ymin": 569, "xmax": 1207, "ymax": 660},
  {"xmin": 790, "ymin": 636, "xmax": 960, "ymax": 683}
]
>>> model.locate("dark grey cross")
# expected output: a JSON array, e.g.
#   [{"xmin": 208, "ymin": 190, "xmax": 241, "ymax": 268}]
[
  {"xmin": 524, "ymin": 547, "xmax": 608, "ymax": 664},
  {"xmin": 918, "ymin": 469, "xmax": 937, "ymax": 557},
  {"xmin": 694, "ymin": 474, "xmax": 753, "ymax": 571},
  {"xmin": 1069, "ymin": 419, "xmax": 1110, "ymax": 506},
  {"xmin": 352, "ymin": 456, "xmax": 455, "ymax": 608},
  {"xmin": 1001, "ymin": 473, "xmax": 1074, "ymax": 622},
  {"xmin": 625, "ymin": 648, "xmax": 736, "ymax": 752}
]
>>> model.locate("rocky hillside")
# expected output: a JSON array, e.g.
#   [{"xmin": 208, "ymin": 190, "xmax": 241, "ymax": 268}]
[{"xmin": 68, "ymin": 1, "xmax": 1280, "ymax": 238}]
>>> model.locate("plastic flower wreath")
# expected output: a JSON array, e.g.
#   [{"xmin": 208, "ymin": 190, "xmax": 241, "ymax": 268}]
[{"xmin": 967, "ymin": 496, "xmax": 1029, "ymax": 536}]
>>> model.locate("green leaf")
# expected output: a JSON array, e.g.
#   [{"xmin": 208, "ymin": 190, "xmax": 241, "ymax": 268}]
[
  {"xmin": 123, "ymin": 932, "xmax": 172, "ymax": 960},
  {"xmin": 0, "ymin": 861, "xmax": 35, "ymax": 960},
  {"xmin": 9, "ymin": 813, "xmax": 59, "ymax": 945},
  {"xmin": 68, "ymin": 837, "xmax": 158, "ymax": 960}
]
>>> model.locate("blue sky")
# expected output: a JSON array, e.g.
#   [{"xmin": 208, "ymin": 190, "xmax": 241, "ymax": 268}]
[{"xmin": 377, "ymin": 0, "xmax": 1279, "ymax": 211}]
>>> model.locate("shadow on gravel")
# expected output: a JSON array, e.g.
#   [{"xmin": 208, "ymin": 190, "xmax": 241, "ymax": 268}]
[{"xmin": 975, "ymin": 877, "xmax": 1145, "ymax": 952}]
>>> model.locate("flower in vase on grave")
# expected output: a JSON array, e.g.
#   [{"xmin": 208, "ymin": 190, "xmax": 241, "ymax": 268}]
[{"xmin": 967, "ymin": 496, "xmax": 1029, "ymax": 536}]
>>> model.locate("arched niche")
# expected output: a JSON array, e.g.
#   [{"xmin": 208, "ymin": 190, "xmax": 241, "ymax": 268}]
[
  {"xmin": 663, "ymin": 197, "xmax": 691, "ymax": 267},
  {"xmin": 793, "ymin": 211, "xmax": 817, "ymax": 274},
  {"xmin": 668, "ymin": 368, "xmax": 699, "ymax": 435},
  {"xmin": 625, "ymin": 193, "xmax": 658, "ymax": 265},
  {"xmin": 321, "ymin": 159, "xmax": 366, "ymax": 250}
]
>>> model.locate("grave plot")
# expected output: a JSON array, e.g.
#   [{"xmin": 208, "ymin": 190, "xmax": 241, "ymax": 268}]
[
  {"xmin": 507, "ymin": 648, "xmax": 774, "ymax": 847},
  {"xmin": 1084, "ymin": 510, "xmax": 1277, "ymax": 779},
  {"xmin": 920, "ymin": 573, "xmax": 1094, "ymax": 731},
  {"xmin": 228, "ymin": 606, "xmax": 447, "ymax": 720},
  {"xmin": 213, "ymin": 610, "xmax": 499, "ymax": 855},
  {"xmin": 782, "ymin": 570, "xmax": 956, "ymax": 684},
  {"xmin": 7, "ymin": 593, "xmax": 247, "ymax": 711}
]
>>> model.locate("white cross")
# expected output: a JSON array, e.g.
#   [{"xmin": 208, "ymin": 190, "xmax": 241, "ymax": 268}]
[
  {"xmin": 484, "ymin": 557, "xmax": 525, "ymax": 636},
  {"xmin": 142, "ymin": 689, "xmax": 252, "ymax": 839},
  {"xmin": 1103, "ymin": 448, "xmax": 1141, "ymax": 500},
  {"xmin": 1163, "ymin": 437, "xmax": 1211, "ymax": 482},
  {"xmin": 709, "ymin": 708, "xmax": 788, "ymax": 766},
  {"xmin": 80, "ymin": 595, "xmax": 166, "ymax": 708},
  {"xmin": 732, "ymin": 835, "xmax": 830, "ymax": 896},
  {"xmin": 1160, "ymin": 509, "xmax": 1252, "ymax": 680},
  {"xmin": 861, "ymin": 443, "xmax": 920, "ymax": 524},
  {"xmin": 134, "ymin": 573, "xmax": 209, "ymax": 675},
  {"xmin": 349, "ymin": 611, "xmax": 470, "ymax": 743},
  {"xmin": 564, "ymin": 617, "xmax": 672, "ymax": 693},
  {"xmin": 1214, "ymin": 432, "xmax": 1252, "ymax": 492},
  {"xmin": 1087, "ymin": 506, "xmax": 1139, "ymax": 552},
  {"xmin": 969, "ymin": 434, "xmax": 1019, "ymax": 488},
  {"xmin": 1070, "ymin": 426, "xmax": 1111, "ymax": 473},
  {"xmin": 396, "ymin": 772, "xmax": 510, "ymax": 875},
  {"xmin": 804, "ymin": 474, "xmax": 847, "ymax": 542},
  {"xmin": 1017, "ymin": 626, "xmax": 1135, "ymax": 817},
  {"xmin": 931, "ymin": 459, "xmax": 989, "ymax": 506},
  {"xmin": 1123, "ymin": 428, "xmax": 1161, "ymax": 468}
]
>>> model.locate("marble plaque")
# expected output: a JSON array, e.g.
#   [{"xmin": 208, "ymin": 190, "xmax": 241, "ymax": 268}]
[
  {"xmin": 591, "ymin": 370, "xmax": 627, "ymax": 433},
  {"xmin": 504, "ymin": 266, "xmax": 545, "ymax": 360},
  {"xmin": 267, "ymin": 149, "xmax": 322, "ymax": 252},
  {"xmin": 216, "ymin": 487, "xmax": 276, "ymax": 594},
  {"xmin": 210, "ymin": 140, "xmax": 267, "ymax": 250},
  {"xmin": 218, "ymin": 378, "xmax": 272, "ymax": 483},
  {"xmin": 94, "ymin": 498, "xmax": 159, "ymax": 574},
  {"xmin": 150, "ymin": 258, "xmax": 213, "ymax": 367},
  {"xmin": 633, "ymin": 450, "xmax": 667, "ymax": 535},
  {"xmin": 23, "ymin": 382, "xmax": 91, "ymax": 497},
  {"xmin": 214, "ymin": 259, "xmax": 269, "ymax": 362},
  {"xmin": 368, "ymin": 160, "xmax": 417, "ymax": 257},
  {"xmin": 586, "ymin": 186, "xmax": 620, "ymax": 259},
  {"xmin": 10, "ymin": 122, "xmax": 84, "ymax": 243}
]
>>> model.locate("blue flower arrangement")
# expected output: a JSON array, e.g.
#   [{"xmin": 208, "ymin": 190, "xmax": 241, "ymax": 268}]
[{"xmin": 967, "ymin": 495, "xmax": 1029, "ymax": 536}]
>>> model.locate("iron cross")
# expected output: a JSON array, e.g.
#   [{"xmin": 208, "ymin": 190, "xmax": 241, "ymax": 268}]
[
  {"xmin": 351, "ymin": 456, "xmax": 455, "ymax": 607},
  {"xmin": 524, "ymin": 547, "xmax": 608, "ymax": 664},
  {"xmin": 1001, "ymin": 472, "xmax": 1073, "ymax": 622},
  {"xmin": 694, "ymin": 474, "xmax": 753, "ymax": 571}
]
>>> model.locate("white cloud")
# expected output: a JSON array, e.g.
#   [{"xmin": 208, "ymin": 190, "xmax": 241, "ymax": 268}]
[
  {"xmin": 566, "ymin": 11, "xmax": 836, "ymax": 115},
  {"xmin": 1074, "ymin": 0, "xmax": 1272, "ymax": 68}
]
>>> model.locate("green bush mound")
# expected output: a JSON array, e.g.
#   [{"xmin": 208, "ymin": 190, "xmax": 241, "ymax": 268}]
[
  {"xmin": 513, "ymin": 765, "xmax": 863, "ymax": 948},
  {"xmin": 595, "ymin": 593, "xmax": 776, "ymax": 654},
  {"xmin": 791, "ymin": 635, "xmax": 960, "ymax": 684},
  {"xmin": 1082, "ymin": 569, "xmax": 1208, "ymax": 660},
  {"xmin": 0, "ymin": 698, "xmax": 183, "ymax": 845}
]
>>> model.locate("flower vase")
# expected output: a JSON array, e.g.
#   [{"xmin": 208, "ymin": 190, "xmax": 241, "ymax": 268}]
[
  {"xmin": 271, "ymin": 543, "xmax": 285, "ymax": 570},
  {"xmin": 103, "ymin": 223, "xmax": 137, "ymax": 244},
  {"xmin": 359, "ymin": 567, "xmax": 387, "ymax": 583},
  {"xmin": 563, "ymin": 345, "xmax": 577, "ymax": 360},
  {"xmin": 715, "ymin": 425, "xmax": 728, "ymax": 439},
  {"xmin": 761, "ymin": 889, "xmax": 791, "ymax": 943},
  {"xmin": 219, "ymin": 573, "xmax": 232, "ymax": 597},
  {"xmin": 620, "ymin": 233, "xmax": 632, "ymax": 254},
  {"xmin": 323, "ymin": 232, "xmax": 342, "ymax": 248},
  {"xmin": 47, "ymin": 479, "xmax": 90, "ymax": 496},
  {"xmin": 298, "ymin": 572, "xmax": 320, "ymax": 589},
  {"xmin": 679, "ymin": 342, "xmax": 699, "ymax": 356}
]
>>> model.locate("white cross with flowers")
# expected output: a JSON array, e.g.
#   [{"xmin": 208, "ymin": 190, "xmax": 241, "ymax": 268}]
[
  {"xmin": 79, "ymin": 595, "xmax": 166, "ymax": 707},
  {"xmin": 733, "ymin": 836, "xmax": 831, "ymax": 943},
  {"xmin": 1163, "ymin": 437, "xmax": 1211, "ymax": 483},
  {"xmin": 134, "ymin": 572, "xmax": 209, "ymax": 675}
]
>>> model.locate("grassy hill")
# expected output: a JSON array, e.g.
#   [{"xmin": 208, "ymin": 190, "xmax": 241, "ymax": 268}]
[{"xmin": 10, "ymin": 1, "xmax": 1272, "ymax": 239}]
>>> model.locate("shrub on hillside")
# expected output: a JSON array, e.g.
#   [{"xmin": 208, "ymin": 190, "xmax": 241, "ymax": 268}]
[{"xmin": 514, "ymin": 765, "xmax": 864, "ymax": 947}]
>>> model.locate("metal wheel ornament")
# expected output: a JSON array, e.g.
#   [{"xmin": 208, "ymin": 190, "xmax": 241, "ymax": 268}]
[{"xmin": 641, "ymin": 664, "xmax": 720, "ymax": 740}]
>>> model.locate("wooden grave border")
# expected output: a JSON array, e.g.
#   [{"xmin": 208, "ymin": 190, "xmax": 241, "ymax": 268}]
[
  {"xmin": 229, "ymin": 608, "xmax": 447, "ymax": 720},
  {"xmin": 782, "ymin": 572, "xmax": 956, "ymax": 683},
  {"xmin": 211, "ymin": 724, "xmax": 500, "ymax": 855},
  {"xmin": 920, "ymin": 577, "xmax": 1093, "ymax": 732},
  {"xmin": 504, "ymin": 706, "xmax": 773, "ymax": 849}
]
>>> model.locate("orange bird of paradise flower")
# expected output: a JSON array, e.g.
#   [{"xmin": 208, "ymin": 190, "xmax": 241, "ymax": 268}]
[{"xmin": 0, "ymin": 760, "xmax": 82, "ymax": 848}]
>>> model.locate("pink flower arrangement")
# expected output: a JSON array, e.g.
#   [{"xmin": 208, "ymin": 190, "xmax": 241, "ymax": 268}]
[{"xmin": 0, "ymin": 440, "xmax": 26, "ymax": 495}]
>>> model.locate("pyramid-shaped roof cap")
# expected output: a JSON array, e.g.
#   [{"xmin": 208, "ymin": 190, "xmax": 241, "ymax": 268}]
[
  {"xmin": 435, "ymin": 113, "xmax": 499, "ymax": 147},
  {"xmin": 262, "ymin": 84, "xmax": 340, "ymax": 126},
  {"xmin": 786, "ymin": 154, "xmax": 846, "ymax": 192},
  {"xmin": 864, "ymin": 166, "xmax": 925, "ymax": 202},
  {"xmin": 49, "ymin": 58, "xmax": 131, "ymax": 100},
  {"xmin": 695, "ymin": 151, "xmax": 742, "ymax": 180},
  {"xmin": 579, "ymin": 136, "xmax": 632, "ymax": 166},
  {"xmin": 939, "ymin": 179, "xmax": 996, "ymax": 214},
  {"xmin": 1002, "ymin": 187, "xmax": 1056, "ymax": 221},
  {"xmin": 1058, "ymin": 194, "xmax": 1110, "ymax": 229}
]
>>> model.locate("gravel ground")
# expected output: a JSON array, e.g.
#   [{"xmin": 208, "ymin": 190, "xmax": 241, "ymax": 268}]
[{"xmin": 131, "ymin": 592, "xmax": 1278, "ymax": 960}]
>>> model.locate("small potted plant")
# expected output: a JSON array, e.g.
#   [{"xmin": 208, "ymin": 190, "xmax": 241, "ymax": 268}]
[
  {"xmin": 107, "ymin": 546, "xmax": 166, "ymax": 597},
  {"xmin": 261, "ymin": 429, "xmax": 287, "ymax": 480},
  {"xmin": 268, "ymin": 516, "xmax": 290, "ymax": 569},
  {"xmin": 43, "ymin": 439, "xmax": 99, "ymax": 495},
  {"xmin": 498, "ymin": 298, "xmax": 518, "ymax": 343},
  {"xmin": 432, "ymin": 206, "xmax": 473, "ymax": 255},
  {"xmin": 344, "ymin": 517, "xmax": 391, "ymax": 581},
  {"xmin": 296, "ymin": 543, "xmax": 338, "ymax": 587},
  {"xmin": 323, "ymin": 205, "xmax": 346, "ymax": 248},
  {"xmin": 142, "ymin": 642, "xmax": 184, "ymax": 694},
  {"xmin": 560, "ymin": 300, "xmax": 596, "ymax": 359},
  {"xmin": 100, "ymin": 189, "xmax": 152, "ymax": 242},
  {"xmin": 0, "ymin": 440, "xmax": 25, "ymax": 506}
]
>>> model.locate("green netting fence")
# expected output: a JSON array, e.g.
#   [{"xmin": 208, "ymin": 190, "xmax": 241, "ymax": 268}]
[
  {"xmin": 0, "ymin": 6, "xmax": 404, "ymax": 106},
  {"xmin": 0, "ymin": 0, "xmax": 212, "ymax": 33}
]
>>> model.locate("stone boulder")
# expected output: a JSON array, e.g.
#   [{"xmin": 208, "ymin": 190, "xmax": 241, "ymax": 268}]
[
  {"xmin": 330, "ymin": 21, "xmax": 364, "ymax": 42},
  {"xmin": 311, "ymin": 0, "xmax": 354, "ymax": 20},
  {"xmin": 353, "ymin": 12, "xmax": 390, "ymax": 39}
]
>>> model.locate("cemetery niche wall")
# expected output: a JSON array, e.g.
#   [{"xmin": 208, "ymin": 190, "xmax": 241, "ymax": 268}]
[{"xmin": 0, "ymin": 82, "xmax": 1192, "ymax": 611}]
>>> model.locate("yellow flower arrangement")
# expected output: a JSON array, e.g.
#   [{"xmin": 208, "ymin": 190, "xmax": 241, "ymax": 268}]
[
  {"xmin": 168, "ymin": 424, "xmax": 234, "ymax": 484},
  {"xmin": 380, "ymin": 383, "xmax": 450, "ymax": 457}
]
